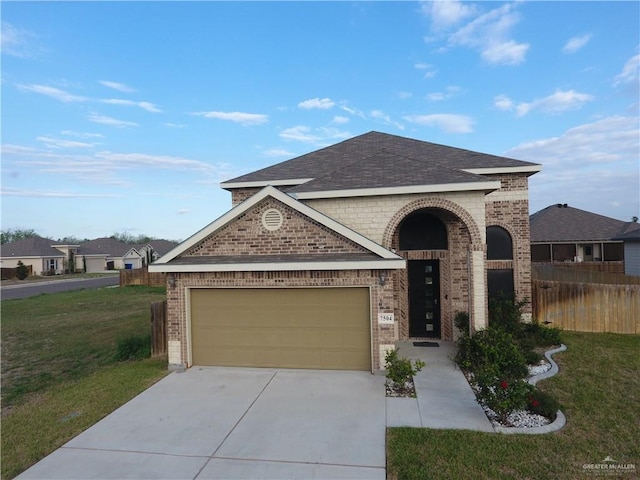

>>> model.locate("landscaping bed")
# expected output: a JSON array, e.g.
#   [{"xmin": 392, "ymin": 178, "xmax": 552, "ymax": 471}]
[{"xmin": 387, "ymin": 331, "xmax": 640, "ymax": 479}]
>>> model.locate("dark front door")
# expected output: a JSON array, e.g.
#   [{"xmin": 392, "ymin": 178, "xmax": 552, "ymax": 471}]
[{"xmin": 408, "ymin": 260, "xmax": 441, "ymax": 338}]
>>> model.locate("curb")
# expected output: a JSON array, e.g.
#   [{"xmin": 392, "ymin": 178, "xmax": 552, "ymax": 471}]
[
  {"xmin": 495, "ymin": 343, "xmax": 567, "ymax": 435},
  {"xmin": 528, "ymin": 344, "xmax": 567, "ymax": 386}
]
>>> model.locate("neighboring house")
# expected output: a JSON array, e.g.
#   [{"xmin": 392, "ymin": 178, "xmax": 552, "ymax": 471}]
[
  {"xmin": 79, "ymin": 238, "xmax": 143, "ymax": 271},
  {"xmin": 150, "ymin": 131, "xmax": 541, "ymax": 372},
  {"xmin": 0, "ymin": 236, "xmax": 67, "ymax": 276},
  {"xmin": 613, "ymin": 229, "xmax": 640, "ymax": 276},
  {"xmin": 530, "ymin": 204, "xmax": 640, "ymax": 266},
  {"xmin": 136, "ymin": 240, "xmax": 179, "ymax": 266},
  {"xmin": 1, "ymin": 236, "xmax": 178, "ymax": 276}
]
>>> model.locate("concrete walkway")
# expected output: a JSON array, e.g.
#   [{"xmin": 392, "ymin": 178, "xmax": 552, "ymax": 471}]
[{"xmin": 386, "ymin": 341, "xmax": 495, "ymax": 432}]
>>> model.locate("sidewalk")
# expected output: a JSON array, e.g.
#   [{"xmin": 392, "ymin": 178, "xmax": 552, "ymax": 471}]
[{"xmin": 386, "ymin": 341, "xmax": 495, "ymax": 432}]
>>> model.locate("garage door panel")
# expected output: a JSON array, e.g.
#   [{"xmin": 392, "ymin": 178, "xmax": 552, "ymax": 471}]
[{"xmin": 190, "ymin": 288, "xmax": 371, "ymax": 370}]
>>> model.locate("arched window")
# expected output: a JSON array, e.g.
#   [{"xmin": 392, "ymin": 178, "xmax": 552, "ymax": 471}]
[
  {"xmin": 487, "ymin": 226, "xmax": 513, "ymax": 260},
  {"xmin": 399, "ymin": 211, "xmax": 448, "ymax": 250}
]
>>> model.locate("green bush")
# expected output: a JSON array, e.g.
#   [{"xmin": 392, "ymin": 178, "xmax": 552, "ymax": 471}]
[
  {"xmin": 527, "ymin": 389, "xmax": 560, "ymax": 421},
  {"xmin": 115, "ymin": 334, "xmax": 151, "ymax": 361},
  {"xmin": 454, "ymin": 311, "xmax": 470, "ymax": 335},
  {"xmin": 385, "ymin": 348, "xmax": 425, "ymax": 390},
  {"xmin": 16, "ymin": 261, "xmax": 29, "ymax": 280},
  {"xmin": 522, "ymin": 323, "xmax": 563, "ymax": 346},
  {"xmin": 475, "ymin": 376, "xmax": 534, "ymax": 423},
  {"xmin": 454, "ymin": 327, "xmax": 528, "ymax": 380},
  {"xmin": 488, "ymin": 296, "xmax": 529, "ymax": 335}
]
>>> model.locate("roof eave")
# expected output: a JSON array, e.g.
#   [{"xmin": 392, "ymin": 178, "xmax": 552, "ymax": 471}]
[
  {"xmin": 220, "ymin": 178, "xmax": 314, "ymax": 190},
  {"xmin": 463, "ymin": 165, "xmax": 542, "ymax": 176},
  {"xmin": 149, "ymin": 258, "xmax": 406, "ymax": 273},
  {"xmin": 292, "ymin": 181, "xmax": 502, "ymax": 200}
]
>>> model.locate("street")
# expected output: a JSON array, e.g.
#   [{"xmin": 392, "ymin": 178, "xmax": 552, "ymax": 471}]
[{"xmin": 1, "ymin": 275, "xmax": 120, "ymax": 300}]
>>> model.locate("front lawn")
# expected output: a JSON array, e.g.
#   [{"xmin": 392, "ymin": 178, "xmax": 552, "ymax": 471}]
[
  {"xmin": 387, "ymin": 332, "xmax": 640, "ymax": 480},
  {"xmin": 1, "ymin": 286, "xmax": 169, "ymax": 479}
]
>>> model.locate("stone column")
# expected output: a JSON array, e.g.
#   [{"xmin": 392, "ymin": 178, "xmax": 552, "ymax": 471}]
[{"xmin": 469, "ymin": 245, "xmax": 488, "ymax": 332}]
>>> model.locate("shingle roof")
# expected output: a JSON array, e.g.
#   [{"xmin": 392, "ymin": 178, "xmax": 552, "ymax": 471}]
[
  {"xmin": 78, "ymin": 237, "xmax": 135, "ymax": 256},
  {"xmin": 530, "ymin": 204, "xmax": 640, "ymax": 242},
  {"xmin": 0, "ymin": 236, "xmax": 65, "ymax": 257},
  {"xmin": 135, "ymin": 240, "xmax": 179, "ymax": 256},
  {"xmin": 222, "ymin": 131, "xmax": 540, "ymax": 194}
]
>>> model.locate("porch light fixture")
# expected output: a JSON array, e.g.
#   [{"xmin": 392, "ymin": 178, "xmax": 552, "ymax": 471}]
[
  {"xmin": 378, "ymin": 272, "xmax": 387, "ymax": 286},
  {"xmin": 168, "ymin": 274, "xmax": 176, "ymax": 288}
]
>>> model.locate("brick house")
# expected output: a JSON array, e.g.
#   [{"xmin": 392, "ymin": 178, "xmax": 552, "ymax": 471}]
[{"xmin": 150, "ymin": 132, "xmax": 541, "ymax": 372}]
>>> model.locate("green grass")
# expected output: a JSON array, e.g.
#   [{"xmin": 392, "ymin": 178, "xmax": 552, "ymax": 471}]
[
  {"xmin": 1, "ymin": 285, "xmax": 169, "ymax": 479},
  {"xmin": 1, "ymin": 286, "xmax": 166, "ymax": 408},
  {"xmin": 386, "ymin": 332, "xmax": 640, "ymax": 480},
  {"xmin": 1, "ymin": 358, "xmax": 168, "ymax": 480}
]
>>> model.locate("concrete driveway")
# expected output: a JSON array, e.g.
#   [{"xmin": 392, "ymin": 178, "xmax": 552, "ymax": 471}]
[{"xmin": 17, "ymin": 367, "xmax": 386, "ymax": 479}]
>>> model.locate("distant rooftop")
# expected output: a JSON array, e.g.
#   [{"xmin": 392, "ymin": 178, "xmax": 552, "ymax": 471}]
[{"xmin": 530, "ymin": 204, "xmax": 640, "ymax": 243}]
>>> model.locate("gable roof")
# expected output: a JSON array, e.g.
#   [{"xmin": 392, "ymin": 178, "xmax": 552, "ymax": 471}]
[
  {"xmin": 221, "ymin": 131, "xmax": 540, "ymax": 198},
  {"xmin": 150, "ymin": 185, "xmax": 405, "ymax": 273},
  {"xmin": 79, "ymin": 237, "xmax": 138, "ymax": 257},
  {"xmin": 135, "ymin": 240, "xmax": 180, "ymax": 256},
  {"xmin": 1, "ymin": 236, "xmax": 65, "ymax": 258},
  {"xmin": 530, "ymin": 204, "xmax": 640, "ymax": 242}
]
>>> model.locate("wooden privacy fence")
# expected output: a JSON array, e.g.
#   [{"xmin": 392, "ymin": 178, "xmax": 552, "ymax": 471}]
[
  {"xmin": 1, "ymin": 265, "xmax": 33, "ymax": 280},
  {"xmin": 120, "ymin": 267, "xmax": 166, "ymax": 287},
  {"xmin": 150, "ymin": 300, "xmax": 167, "ymax": 357},
  {"xmin": 532, "ymin": 280, "xmax": 640, "ymax": 334}
]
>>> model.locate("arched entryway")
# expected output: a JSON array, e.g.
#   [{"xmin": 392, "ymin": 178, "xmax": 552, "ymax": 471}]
[{"xmin": 384, "ymin": 199, "xmax": 483, "ymax": 341}]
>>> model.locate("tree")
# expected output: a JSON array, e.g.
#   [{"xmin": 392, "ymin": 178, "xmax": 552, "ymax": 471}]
[
  {"xmin": 16, "ymin": 261, "xmax": 29, "ymax": 280},
  {"xmin": 1, "ymin": 229, "xmax": 40, "ymax": 244}
]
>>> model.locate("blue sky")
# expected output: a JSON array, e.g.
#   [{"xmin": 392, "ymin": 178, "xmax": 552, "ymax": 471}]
[{"xmin": 2, "ymin": 1, "xmax": 639, "ymax": 241}]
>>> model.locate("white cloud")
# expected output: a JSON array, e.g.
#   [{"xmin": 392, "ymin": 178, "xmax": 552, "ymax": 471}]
[
  {"xmin": 192, "ymin": 111, "xmax": 268, "ymax": 126},
  {"xmin": 164, "ymin": 123, "xmax": 186, "ymax": 128},
  {"xmin": 102, "ymin": 98, "xmax": 162, "ymax": 113},
  {"xmin": 36, "ymin": 136, "xmax": 95, "ymax": 149},
  {"xmin": 493, "ymin": 94, "xmax": 514, "ymax": 111},
  {"xmin": 99, "ymin": 80, "xmax": 136, "ymax": 93},
  {"xmin": 298, "ymin": 97, "xmax": 335, "ymax": 109},
  {"xmin": 414, "ymin": 62, "xmax": 437, "ymax": 78},
  {"xmin": 331, "ymin": 115, "xmax": 349, "ymax": 124},
  {"xmin": 403, "ymin": 113, "xmax": 474, "ymax": 133},
  {"xmin": 1, "ymin": 22, "xmax": 40, "ymax": 58},
  {"xmin": 88, "ymin": 113, "xmax": 139, "ymax": 128},
  {"xmin": 61, "ymin": 130, "xmax": 104, "ymax": 139},
  {"xmin": 480, "ymin": 40, "xmax": 529, "ymax": 65},
  {"xmin": 515, "ymin": 90, "xmax": 594, "ymax": 116},
  {"xmin": 1, "ymin": 188, "xmax": 120, "ymax": 198},
  {"xmin": 426, "ymin": 85, "xmax": 463, "ymax": 102},
  {"xmin": 508, "ymin": 116, "xmax": 640, "ymax": 216},
  {"xmin": 420, "ymin": 1, "xmax": 477, "ymax": 30},
  {"xmin": 370, "ymin": 110, "xmax": 404, "ymax": 130},
  {"xmin": 17, "ymin": 84, "xmax": 88, "ymax": 103},
  {"xmin": 262, "ymin": 148, "xmax": 295, "ymax": 157},
  {"xmin": 176, "ymin": 209, "xmax": 190, "ymax": 215},
  {"xmin": 444, "ymin": 3, "xmax": 529, "ymax": 65},
  {"xmin": 340, "ymin": 105, "xmax": 367, "ymax": 119},
  {"xmin": 562, "ymin": 34, "xmax": 592, "ymax": 54},
  {"xmin": 614, "ymin": 54, "xmax": 640, "ymax": 87},
  {"xmin": 279, "ymin": 126, "xmax": 350, "ymax": 144},
  {"xmin": 396, "ymin": 91, "xmax": 413, "ymax": 100}
]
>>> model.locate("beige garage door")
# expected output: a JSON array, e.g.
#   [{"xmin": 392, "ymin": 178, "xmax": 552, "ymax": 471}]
[{"xmin": 190, "ymin": 287, "xmax": 371, "ymax": 370}]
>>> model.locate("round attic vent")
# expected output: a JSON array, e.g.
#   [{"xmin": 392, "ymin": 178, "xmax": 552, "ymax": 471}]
[{"xmin": 262, "ymin": 208, "xmax": 283, "ymax": 231}]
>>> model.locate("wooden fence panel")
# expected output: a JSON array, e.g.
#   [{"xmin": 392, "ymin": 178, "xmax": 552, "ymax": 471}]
[
  {"xmin": 533, "ymin": 264, "xmax": 640, "ymax": 285},
  {"xmin": 120, "ymin": 267, "xmax": 167, "ymax": 287},
  {"xmin": 150, "ymin": 300, "xmax": 167, "ymax": 357},
  {"xmin": 532, "ymin": 280, "xmax": 640, "ymax": 334}
]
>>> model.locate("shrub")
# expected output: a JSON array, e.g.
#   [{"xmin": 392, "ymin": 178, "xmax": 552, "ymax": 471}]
[
  {"xmin": 475, "ymin": 376, "xmax": 534, "ymax": 423},
  {"xmin": 16, "ymin": 261, "xmax": 29, "ymax": 280},
  {"xmin": 454, "ymin": 311, "xmax": 469, "ymax": 335},
  {"xmin": 527, "ymin": 389, "xmax": 560, "ymax": 421},
  {"xmin": 454, "ymin": 327, "xmax": 528, "ymax": 380},
  {"xmin": 385, "ymin": 348, "xmax": 425, "ymax": 390},
  {"xmin": 522, "ymin": 323, "xmax": 563, "ymax": 347},
  {"xmin": 115, "ymin": 334, "xmax": 151, "ymax": 361},
  {"xmin": 488, "ymin": 296, "xmax": 529, "ymax": 335}
]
